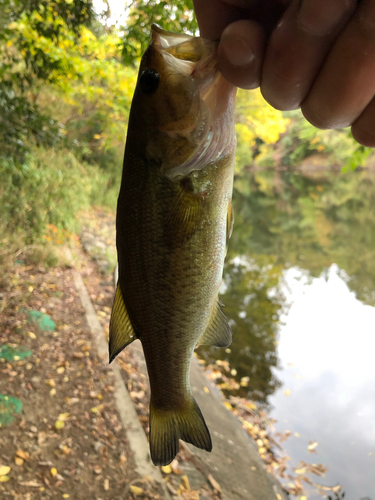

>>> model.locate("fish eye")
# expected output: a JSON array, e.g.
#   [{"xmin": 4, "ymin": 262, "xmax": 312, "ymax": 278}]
[{"xmin": 139, "ymin": 69, "xmax": 160, "ymax": 94}]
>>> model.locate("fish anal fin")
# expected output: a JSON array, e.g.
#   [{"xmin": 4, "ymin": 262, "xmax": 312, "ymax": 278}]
[
  {"xmin": 149, "ymin": 397, "xmax": 212, "ymax": 466},
  {"xmin": 198, "ymin": 299, "xmax": 232, "ymax": 348},
  {"xmin": 165, "ymin": 179, "xmax": 204, "ymax": 248},
  {"xmin": 109, "ymin": 283, "xmax": 137, "ymax": 363}
]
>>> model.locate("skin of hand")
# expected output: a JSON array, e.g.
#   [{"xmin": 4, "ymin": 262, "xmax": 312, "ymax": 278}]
[{"xmin": 193, "ymin": 0, "xmax": 375, "ymax": 147}]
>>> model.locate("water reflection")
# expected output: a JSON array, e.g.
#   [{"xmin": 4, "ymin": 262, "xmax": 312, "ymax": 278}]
[
  {"xmin": 270, "ymin": 266, "xmax": 375, "ymax": 500},
  {"xmin": 196, "ymin": 169, "xmax": 375, "ymax": 498},
  {"xmin": 197, "ymin": 256, "xmax": 286, "ymax": 403}
]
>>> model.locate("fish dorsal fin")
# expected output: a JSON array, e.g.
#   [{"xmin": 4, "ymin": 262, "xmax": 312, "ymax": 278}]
[
  {"xmin": 165, "ymin": 179, "xmax": 203, "ymax": 248},
  {"xmin": 109, "ymin": 283, "xmax": 137, "ymax": 363},
  {"xmin": 226, "ymin": 199, "xmax": 234, "ymax": 248},
  {"xmin": 198, "ymin": 299, "xmax": 232, "ymax": 348}
]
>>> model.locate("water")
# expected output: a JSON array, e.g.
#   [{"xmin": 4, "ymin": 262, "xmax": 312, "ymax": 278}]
[
  {"xmin": 270, "ymin": 266, "xmax": 375, "ymax": 499},
  {"xmin": 196, "ymin": 169, "xmax": 375, "ymax": 499}
]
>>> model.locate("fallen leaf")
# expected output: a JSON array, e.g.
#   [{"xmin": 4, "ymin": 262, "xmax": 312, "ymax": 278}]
[
  {"xmin": 130, "ymin": 485, "xmax": 144, "ymax": 495},
  {"xmin": 161, "ymin": 465, "xmax": 172, "ymax": 474},
  {"xmin": 103, "ymin": 478, "xmax": 109, "ymax": 491},
  {"xmin": 182, "ymin": 491, "xmax": 200, "ymax": 500},
  {"xmin": 308, "ymin": 441, "xmax": 318, "ymax": 452},
  {"xmin": 58, "ymin": 413, "xmax": 70, "ymax": 421},
  {"xmin": 16, "ymin": 450, "xmax": 30, "ymax": 460},
  {"xmin": 170, "ymin": 459, "xmax": 183, "ymax": 475},
  {"xmin": 51, "ymin": 468, "xmax": 57, "ymax": 477},
  {"xmin": 55, "ymin": 420, "xmax": 64, "ymax": 430},
  {"xmin": 0, "ymin": 466, "xmax": 11, "ymax": 476},
  {"xmin": 14, "ymin": 457, "xmax": 23, "ymax": 466},
  {"xmin": 0, "ymin": 476, "xmax": 10, "ymax": 482},
  {"xmin": 203, "ymin": 386, "xmax": 210, "ymax": 394},
  {"xmin": 19, "ymin": 481, "xmax": 42, "ymax": 487},
  {"xmin": 208, "ymin": 474, "xmax": 222, "ymax": 493},
  {"xmin": 182, "ymin": 475, "xmax": 190, "ymax": 491}
]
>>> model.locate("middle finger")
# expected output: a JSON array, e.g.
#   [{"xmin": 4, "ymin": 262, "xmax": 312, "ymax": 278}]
[{"xmin": 261, "ymin": 0, "xmax": 357, "ymax": 110}]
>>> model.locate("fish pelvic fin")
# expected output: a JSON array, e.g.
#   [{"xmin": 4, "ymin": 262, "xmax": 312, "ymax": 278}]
[
  {"xmin": 197, "ymin": 298, "xmax": 232, "ymax": 348},
  {"xmin": 226, "ymin": 199, "xmax": 234, "ymax": 250},
  {"xmin": 109, "ymin": 283, "xmax": 137, "ymax": 363},
  {"xmin": 149, "ymin": 398, "xmax": 212, "ymax": 466}
]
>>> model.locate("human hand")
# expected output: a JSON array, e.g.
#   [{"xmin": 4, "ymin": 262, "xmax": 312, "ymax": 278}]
[{"xmin": 193, "ymin": 0, "xmax": 375, "ymax": 147}]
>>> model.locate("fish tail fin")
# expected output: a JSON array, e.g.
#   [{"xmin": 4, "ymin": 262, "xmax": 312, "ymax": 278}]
[{"xmin": 149, "ymin": 398, "xmax": 212, "ymax": 466}]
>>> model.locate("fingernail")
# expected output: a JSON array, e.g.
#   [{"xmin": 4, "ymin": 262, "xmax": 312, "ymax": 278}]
[{"xmin": 221, "ymin": 35, "xmax": 255, "ymax": 67}]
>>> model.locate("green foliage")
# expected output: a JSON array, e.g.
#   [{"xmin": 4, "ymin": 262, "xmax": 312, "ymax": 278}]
[
  {"xmin": 120, "ymin": 0, "xmax": 198, "ymax": 64},
  {"xmin": 0, "ymin": 148, "xmax": 104, "ymax": 243},
  {"xmin": 255, "ymin": 110, "xmax": 372, "ymax": 170},
  {"xmin": 0, "ymin": 0, "xmax": 94, "ymax": 161}
]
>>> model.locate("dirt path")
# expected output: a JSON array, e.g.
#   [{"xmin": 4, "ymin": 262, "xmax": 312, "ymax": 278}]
[{"xmin": 0, "ymin": 251, "xmax": 162, "ymax": 499}]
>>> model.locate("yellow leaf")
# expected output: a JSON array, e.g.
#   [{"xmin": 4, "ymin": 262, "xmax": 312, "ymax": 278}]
[
  {"xmin": 130, "ymin": 485, "xmax": 144, "ymax": 495},
  {"xmin": 0, "ymin": 466, "xmax": 11, "ymax": 476},
  {"xmin": 55, "ymin": 420, "xmax": 65, "ymax": 430},
  {"xmin": 284, "ymin": 389, "xmax": 291, "ymax": 396},
  {"xmin": 0, "ymin": 476, "xmax": 10, "ymax": 482},
  {"xmin": 224, "ymin": 401, "xmax": 232, "ymax": 410},
  {"xmin": 51, "ymin": 468, "xmax": 57, "ymax": 477},
  {"xmin": 62, "ymin": 495, "xmax": 70, "ymax": 499},
  {"xmin": 181, "ymin": 475, "xmax": 190, "ymax": 491},
  {"xmin": 308, "ymin": 441, "xmax": 318, "ymax": 452},
  {"xmin": 16, "ymin": 450, "xmax": 29, "ymax": 460},
  {"xmin": 28, "ymin": 331, "xmax": 36, "ymax": 339},
  {"xmin": 15, "ymin": 457, "xmax": 23, "ymax": 466},
  {"xmin": 203, "ymin": 386, "xmax": 209, "ymax": 394},
  {"xmin": 50, "ymin": 388, "xmax": 56, "ymax": 396},
  {"xmin": 58, "ymin": 413, "xmax": 70, "ymax": 421},
  {"xmin": 161, "ymin": 465, "xmax": 172, "ymax": 474},
  {"xmin": 57, "ymin": 367, "xmax": 65, "ymax": 374}
]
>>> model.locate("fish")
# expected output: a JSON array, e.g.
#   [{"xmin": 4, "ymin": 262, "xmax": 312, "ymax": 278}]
[{"xmin": 109, "ymin": 24, "xmax": 237, "ymax": 466}]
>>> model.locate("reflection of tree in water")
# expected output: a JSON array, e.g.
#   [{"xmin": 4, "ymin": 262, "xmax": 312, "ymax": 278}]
[
  {"xmin": 233, "ymin": 168, "xmax": 375, "ymax": 306},
  {"xmin": 197, "ymin": 168, "xmax": 375, "ymax": 406},
  {"xmin": 197, "ymin": 256, "xmax": 286, "ymax": 406}
]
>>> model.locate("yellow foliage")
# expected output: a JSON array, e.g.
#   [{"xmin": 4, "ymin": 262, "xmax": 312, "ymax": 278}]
[{"xmin": 234, "ymin": 89, "xmax": 289, "ymax": 174}]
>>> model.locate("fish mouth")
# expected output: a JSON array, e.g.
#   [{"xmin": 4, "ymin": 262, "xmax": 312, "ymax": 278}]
[{"xmin": 151, "ymin": 25, "xmax": 236, "ymax": 180}]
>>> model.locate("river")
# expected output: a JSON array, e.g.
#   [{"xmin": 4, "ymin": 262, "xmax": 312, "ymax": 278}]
[{"xmin": 196, "ymin": 168, "xmax": 375, "ymax": 499}]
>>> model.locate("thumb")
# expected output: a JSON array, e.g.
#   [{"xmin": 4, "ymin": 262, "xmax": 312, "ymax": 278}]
[{"xmin": 217, "ymin": 20, "xmax": 266, "ymax": 89}]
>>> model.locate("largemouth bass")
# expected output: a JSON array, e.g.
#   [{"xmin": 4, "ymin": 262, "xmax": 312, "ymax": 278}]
[{"xmin": 109, "ymin": 25, "xmax": 236, "ymax": 466}]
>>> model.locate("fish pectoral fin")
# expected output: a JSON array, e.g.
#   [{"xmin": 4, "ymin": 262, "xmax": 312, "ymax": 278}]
[
  {"xmin": 109, "ymin": 283, "xmax": 137, "ymax": 363},
  {"xmin": 226, "ymin": 199, "xmax": 234, "ymax": 249},
  {"xmin": 165, "ymin": 181, "xmax": 203, "ymax": 247},
  {"xmin": 197, "ymin": 299, "xmax": 232, "ymax": 348},
  {"xmin": 149, "ymin": 397, "xmax": 212, "ymax": 466}
]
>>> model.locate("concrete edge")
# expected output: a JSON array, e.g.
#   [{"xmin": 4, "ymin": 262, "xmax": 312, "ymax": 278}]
[{"xmin": 72, "ymin": 268, "xmax": 171, "ymax": 498}]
